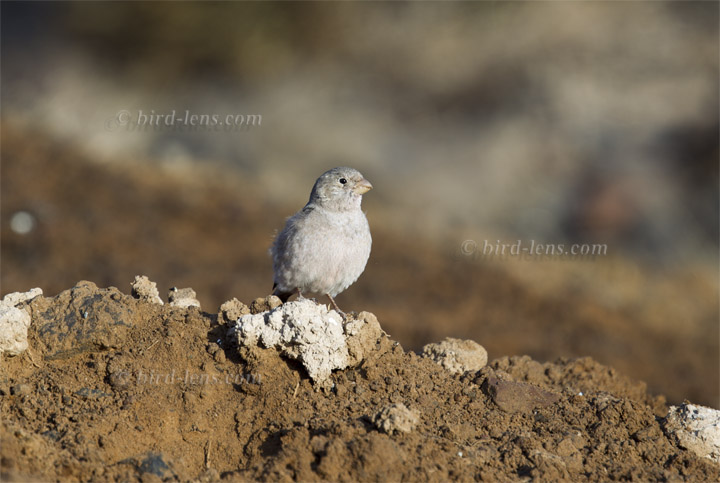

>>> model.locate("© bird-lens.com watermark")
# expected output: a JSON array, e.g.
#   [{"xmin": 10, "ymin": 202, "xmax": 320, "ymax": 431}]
[
  {"xmin": 461, "ymin": 239, "xmax": 608, "ymax": 261},
  {"xmin": 112, "ymin": 369, "xmax": 261, "ymax": 386},
  {"xmin": 105, "ymin": 109, "xmax": 262, "ymax": 132}
]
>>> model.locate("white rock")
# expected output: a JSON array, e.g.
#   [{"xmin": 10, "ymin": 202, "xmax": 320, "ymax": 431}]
[
  {"xmin": 2, "ymin": 288, "xmax": 42, "ymax": 307},
  {"xmin": 664, "ymin": 403, "xmax": 720, "ymax": 464},
  {"xmin": 0, "ymin": 288, "xmax": 41, "ymax": 356},
  {"xmin": 421, "ymin": 337, "xmax": 488, "ymax": 374},
  {"xmin": 231, "ymin": 300, "xmax": 347, "ymax": 387},
  {"xmin": 168, "ymin": 287, "xmax": 200, "ymax": 308},
  {"xmin": 131, "ymin": 275, "xmax": 164, "ymax": 305}
]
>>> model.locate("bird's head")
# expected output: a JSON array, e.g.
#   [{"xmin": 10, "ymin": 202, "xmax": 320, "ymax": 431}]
[{"xmin": 309, "ymin": 167, "xmax": 373, "ymax": 211}]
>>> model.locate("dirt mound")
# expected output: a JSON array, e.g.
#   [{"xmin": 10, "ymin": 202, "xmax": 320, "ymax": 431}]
[
  {"xmin": 1, "ymin": 281, "xmax": 719, "ymax": 481},
  {"xmin": 2, "ymin": 125, "xmax": 718, "ymax": 408}
]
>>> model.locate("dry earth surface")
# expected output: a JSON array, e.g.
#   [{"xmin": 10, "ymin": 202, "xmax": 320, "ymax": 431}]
[{"xmin": 1, "ymin": 282, "xmax": 719, "ymax": 481}]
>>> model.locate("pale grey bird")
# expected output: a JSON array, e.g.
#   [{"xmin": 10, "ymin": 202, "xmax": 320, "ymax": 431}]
[{"xmin": 271, "ymin": 167, "xmax": 373, "ymax": 316}]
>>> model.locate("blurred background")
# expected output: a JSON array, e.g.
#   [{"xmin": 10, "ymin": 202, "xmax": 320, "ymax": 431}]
[{"xmin": 2, "ymin": 2, "xmax": 718, "ymax": 406}]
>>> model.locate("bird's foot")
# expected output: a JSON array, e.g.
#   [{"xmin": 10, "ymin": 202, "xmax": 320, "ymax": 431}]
[{"xmin": 326, "ymin": 294, "xmax": 347, "ymax": 320}]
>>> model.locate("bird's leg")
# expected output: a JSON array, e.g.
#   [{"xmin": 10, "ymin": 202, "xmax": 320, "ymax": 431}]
[
  {"xmin": 296, "ymin": 288, "xmax": 305, "ymax": 300},
  {"xmin": 326, "ymin": 294, "xmax": 347, "ymax": 319}
]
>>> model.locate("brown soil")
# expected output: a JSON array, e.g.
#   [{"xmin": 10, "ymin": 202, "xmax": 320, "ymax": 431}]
[{"xmin": 2, "ymin": 281, "xmax": 719, "ymax": 482}]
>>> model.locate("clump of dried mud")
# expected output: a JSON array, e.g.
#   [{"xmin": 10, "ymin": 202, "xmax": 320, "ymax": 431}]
[{"xmin": 1, "ymin": 281, "xmax": 719, "ymax": 482}]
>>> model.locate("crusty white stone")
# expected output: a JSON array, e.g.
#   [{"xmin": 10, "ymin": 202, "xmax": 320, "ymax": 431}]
[
  {"xmin": 131, "ymin": 275, "xmax": 164, "ymax": 305},
  {"xmin": 421, "ymin": 337, "xmax": 488, "ymax": 374},
  {"xmin": 168, "ymin": 287, "xmax": 200, "ymax": 309},
  {"xmin": 0, "ymin": 306, "xmax": 31, "ymax": 356},
  {"xmin": 229, "ymin": 300, "xmax": 384, "ymax": 389},
  {"xmin": 664, "ymin": 403, "xmax": 720, "ymax": 464},
  {"xmin": 231, "ymin": 300, "xmax": 347, "ymax": 387},
  {"xmin": 0, "ymin": 288, "xmax": 42, "ymax": 356},
  {"xmin": 2, "ymin": 288, "xmax": 42, "ymax": 307}
]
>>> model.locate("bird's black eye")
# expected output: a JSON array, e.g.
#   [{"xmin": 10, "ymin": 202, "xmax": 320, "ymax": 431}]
[{"xmin": 339, "ymin": 178, "xmax": 347, "ymax": 185}]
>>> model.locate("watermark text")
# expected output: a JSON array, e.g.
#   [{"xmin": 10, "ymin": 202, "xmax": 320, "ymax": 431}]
[
  {"xmin": 105, "ymin": 109, "xmax": 262, "ymax": 132},
  {"xmin": 460, "ymin": 239, "xmax": 607, "ymax": 261},
  {"xmin": 113, "ymin": 369, "xmax": 261, "ymax": 386}
]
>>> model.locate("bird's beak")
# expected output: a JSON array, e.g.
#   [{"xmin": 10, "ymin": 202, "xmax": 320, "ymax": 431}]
[{"xmin": 354, "ymin": 179, "xmax": 373, "ymax": 195}]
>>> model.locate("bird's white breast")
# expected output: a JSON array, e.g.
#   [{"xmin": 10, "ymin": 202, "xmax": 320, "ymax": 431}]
[{"xmin": 288, "ymin": 208, "xmax": 371, "ymax": 296}]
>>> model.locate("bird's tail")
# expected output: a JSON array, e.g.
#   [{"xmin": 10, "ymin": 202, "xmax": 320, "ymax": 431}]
[{"xmin": 272, "ymin": 283, "xmax": 292, "ymax": 303}]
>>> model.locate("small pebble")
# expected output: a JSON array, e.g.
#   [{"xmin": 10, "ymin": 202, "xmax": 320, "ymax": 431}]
[{"xmin": 10, "ymin": 384, "xmax": 31, "ymax": 396}]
